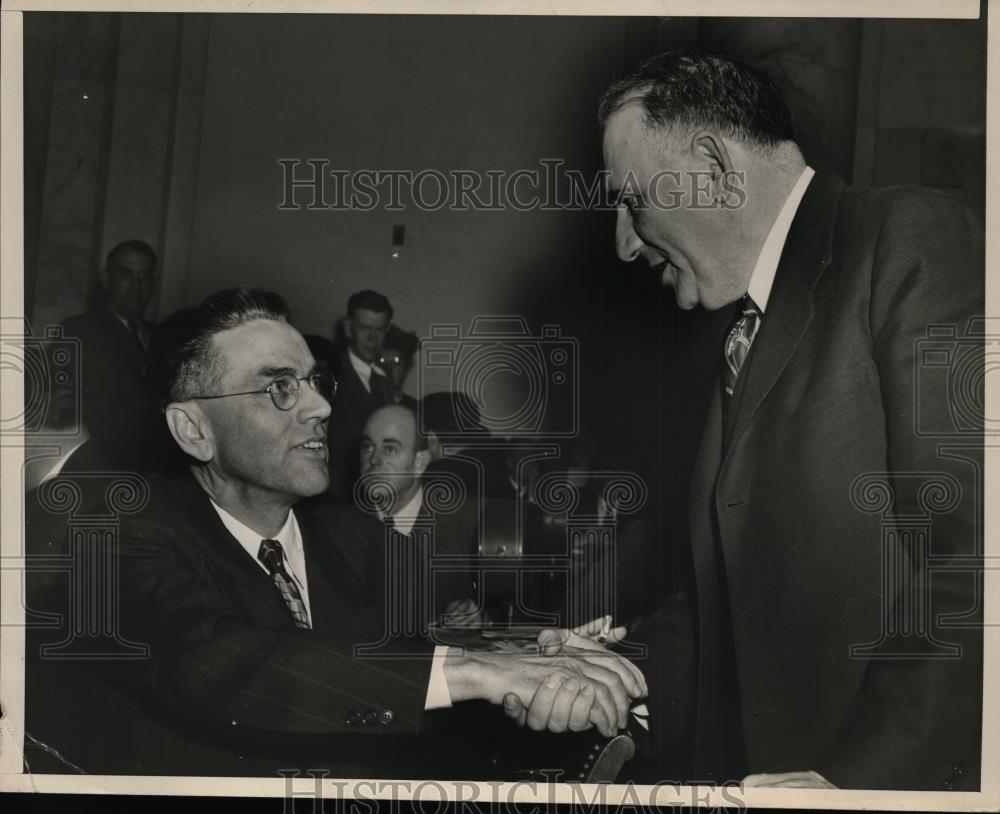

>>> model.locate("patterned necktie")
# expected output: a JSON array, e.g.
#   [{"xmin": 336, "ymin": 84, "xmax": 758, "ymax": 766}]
[
  {"xmin": 258, "ymin": 539, "xmax": 311, "ymax": 629},
  {"xmin": 723, "ymin": 295, "xmax": 761, "ymax": 397}
]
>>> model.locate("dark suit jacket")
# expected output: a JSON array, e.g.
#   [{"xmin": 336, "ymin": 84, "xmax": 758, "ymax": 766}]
[
  {"xmin": 369, "ymin": 491, "xmax": 481, "ymax": 632},
  {"xmin": 60, "ymin": 307, "xmax": 178, "ymax": 474},
  {"xmin": 25, "ymin": 471, "xmax": 438, "ymax": 776},
  {"xmin": 328, "ymin": 350, "xmax": 391, "ymax": 500},
  {"xmin": 634, "ymin": 172, "xmax": 983, "ymax": 790}
]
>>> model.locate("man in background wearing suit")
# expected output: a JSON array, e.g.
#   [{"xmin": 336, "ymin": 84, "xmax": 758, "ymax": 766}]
[
  {"xmin": 60, "ymin": 239, "xmax": 177, "ymax": 474},
  {"xmin": 328, "ymin": 289, "xmax": 394, "ymax": 499},
  {"xmin": 360, "ymin": 404, "xmax": 482, "ymax": 631},
  {"xmin": 512, "ymin": 51, "xmax": 982, "ymax": 791},
  {"xmin": 34, "ymin": 287, "xmax": 642, "ymax": 777}
]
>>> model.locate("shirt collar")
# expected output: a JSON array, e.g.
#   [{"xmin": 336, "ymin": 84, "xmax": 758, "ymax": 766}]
[
  {"xmin": 387, "ymin": 485, "xmax": 424, "ymax": 536},
  {"xmin": 24, "ymin": 430, "xmax": 90, "ymax": 492},
  {"xmin": 746, "ymin": 165, "xmax": 815, "ymax": 314},
  {"xmin": 209, "ymin": 499, "xmax": 300, "ymax": 571},
  {"xmin": 106, "ymin": 304, "xmax": 131, "ymax": 331},
  {"xmin": 347, "ymin": 349, "xmax": 387, "ymax": 392}
]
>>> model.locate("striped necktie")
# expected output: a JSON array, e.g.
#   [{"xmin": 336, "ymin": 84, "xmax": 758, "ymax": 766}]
[
  {"xmin": 258, "ymin": 539, "xmax": 311, "ymax": 629},
  {"xmin": 723, "ymin": 295, "xmax": 761, "ymax": 397}
]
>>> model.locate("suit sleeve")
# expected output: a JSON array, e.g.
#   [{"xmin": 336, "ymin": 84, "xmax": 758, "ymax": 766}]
[
  {"xmin": 117, "ymin": 512, "xmax": 434, "ymax": 738},
  {"xmin": 815, "ymin": 192, "xmax": 983, "ymax": 789},
  {"xmin": 629, "ymin": 589, "xmax": 698, "ymax": 759}
]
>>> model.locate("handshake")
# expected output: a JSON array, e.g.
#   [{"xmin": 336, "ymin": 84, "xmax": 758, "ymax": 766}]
[{"xmin": 442, "ymin": 617, "xmax": 647, "ymax": 738}]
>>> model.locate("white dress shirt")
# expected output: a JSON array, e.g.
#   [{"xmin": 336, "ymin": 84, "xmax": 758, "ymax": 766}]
[
  {"xmin": 210, "ymin": 501, "xmax": 312, "ymax": 621},
  {"xmin": 24, "ymin": 430, "xmax": 90, "ymax": 493},
  {"xmin": 746, "ymin": 165, "xmax": 815, "ymax": 313},
  {"xmin": 210, "ymin": 498, "xmax": 452, "ymax": 709},
  {"xmin": 386, "ymin": 486, "xmax": 424, "ymax": 536},
  {"xmin": 348, "ymin": 349, "xmax": 386, "ymax": 394}
]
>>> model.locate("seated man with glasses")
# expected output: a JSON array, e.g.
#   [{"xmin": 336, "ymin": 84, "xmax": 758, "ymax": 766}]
[
  {"xmin": 29, "ymin": 286, "xmax": 645, "ymax": 778},
  {"xmin": 60, "ymin": 239, "xmax": 179, "ymax": 474}
]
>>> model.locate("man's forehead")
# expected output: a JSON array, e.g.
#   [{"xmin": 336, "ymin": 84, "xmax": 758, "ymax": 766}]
[
  {"xmin": 113, "ymin": 250, "xmax": 154, "ymax": 271},
  {"xmin": 603, "ymin": 103, "xmax": 665, "ymax": 181},
  {"xmin": 213, "ymin": 319, "xmax": 311, "ymax": 379},
  {"xmin": 604, "ymin": 102, "xmax": 653, "ymax": 146},
  {"xmin": 354, "ymin": 308, "xmax": 389, "ymax": 325},
  {"xmin": 367, "ymin": 408, "xmax": 415, "ymax": 440}
]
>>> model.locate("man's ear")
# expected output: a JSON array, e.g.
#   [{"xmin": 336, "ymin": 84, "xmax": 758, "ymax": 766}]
[
  {"xmin": 689, "ymin": 130, "xmax": 734, "ymax": 183},
  {"xmin": 426, "ymin": 431, "xmax": 442, "ymax": 460},
  {"xmin": 164, "ymin": 402, "xmax": 214, "ymax": 463},
  {"xmin": 343, "ymin": 319, "xmax": 354, "ymax": 341},
  {"xmin": 414, "ymin": 448, "xmax": 431, "ymax": 476}
]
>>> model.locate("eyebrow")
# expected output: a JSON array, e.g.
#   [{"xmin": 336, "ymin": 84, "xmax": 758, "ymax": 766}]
[{"xmin": 256, "ymin": 366, "xmax": 297, "ymax": 381}]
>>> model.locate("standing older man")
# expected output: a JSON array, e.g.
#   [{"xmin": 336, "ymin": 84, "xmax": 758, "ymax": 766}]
[
  {"xmin": 61, "ymin": 239, "xmax": 177, "ymax": 473},
  {"xmin": 32, "ymin": 287, "xmax": 643, "ymax": 777},
  {"xmin": 513, "ymin": 51, "xmax": 982, "ymax": 791}
]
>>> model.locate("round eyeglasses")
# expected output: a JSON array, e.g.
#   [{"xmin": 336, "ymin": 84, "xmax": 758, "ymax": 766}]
[{"xmin": 192, "ymin": 370, "xmax": 337, "ymax": 411}]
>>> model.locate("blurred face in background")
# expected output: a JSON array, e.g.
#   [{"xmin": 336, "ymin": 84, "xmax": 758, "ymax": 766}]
[
  {"xmin": 104, "ymin": 247, "xmax": 155, "ymax": 321},
  {"xmin": 377, "ymin": 346, "xmax": 410, "ymax": 395},
  {"xmin": 345, "ymin": 308, "xmax": 390, "ymax": 364}
]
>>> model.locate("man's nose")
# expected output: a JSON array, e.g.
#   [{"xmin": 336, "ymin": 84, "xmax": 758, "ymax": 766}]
[
  {"xmin": 299, "ymin": 379, "xmax": 332, "ymax": 421},
  {"xmin": 615, "ymin": 207, "xmax": 643, "ymax": 262}
]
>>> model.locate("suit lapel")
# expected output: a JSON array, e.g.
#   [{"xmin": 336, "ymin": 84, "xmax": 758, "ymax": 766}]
[
  {"xmin": 724, "ymin": 171, "xmax": 842, "ymax": 455},
  {"xmin": 164, "ymin": 474, "xmax": 292, "ymax": 624},
  {"xmin": 297, "ymin": 503, "xmax": 377, "ymax": 631},
  {"xmin": 100, "ymin": 307, "xmax": 146, "ymax": 366}
]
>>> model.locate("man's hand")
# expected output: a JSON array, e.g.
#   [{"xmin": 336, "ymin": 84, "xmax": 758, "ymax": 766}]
[
  {"xmin": 500, "ymin": 617, "xmax": 647, "ymax": 735},
  {"xmin": 742, "ymin": 771, "xmax": 837, "ymax": 789},
  {"xmin": 443, "ymin": 637, "xmax": 644, "ymax": 737},
  {"xmin": 442, "ymin": 598, "xmax": 485, "ymax": 628}
]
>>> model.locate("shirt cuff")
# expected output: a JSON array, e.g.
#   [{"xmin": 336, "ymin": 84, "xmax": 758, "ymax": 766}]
[
  {"xmin": 423, "ymin": 645, "xmax": 453, "ymax": 710},
  {"xmin": 631, "ymin": 703, "xmax": 650, "ymax": 731}
]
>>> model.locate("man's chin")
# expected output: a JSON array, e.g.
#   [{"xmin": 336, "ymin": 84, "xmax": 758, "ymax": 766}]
[{"xmin": 292, "ymin": 465, "xmax": 330, "ymax": 498}]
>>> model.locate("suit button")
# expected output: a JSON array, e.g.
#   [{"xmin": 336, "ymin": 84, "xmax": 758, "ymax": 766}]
[
  {"xmin": 345, "ymin": 711, "xmax": 361, "ymax": 727},
  {"xmin": 380, "ymin": 709, "xmax": 394, "ymax": 726},
  {"xmin": 362, "ymin": 709, "xmax": 379, "ymax": 726}
]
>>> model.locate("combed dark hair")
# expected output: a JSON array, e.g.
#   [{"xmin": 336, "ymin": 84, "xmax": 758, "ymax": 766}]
[
  {"xmin": 347, "ymin": 289, "xmax": 393, "ymax": 321},
  {"xmin": 597, "ymin": 50, "xmax": 795, "ymax": 149},
  {"xmin": 106, "ymin": 239, "xmax": 157, "ymax": 269},
  {"xmin": 147, "ymin": 287, "xmax": 291, "ymax": 408}
]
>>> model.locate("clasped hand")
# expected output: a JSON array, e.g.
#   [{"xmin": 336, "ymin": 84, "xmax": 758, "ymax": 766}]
[{"xmin": 501, "ymin": 617, "xmax": 646, "ymax": 738}]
